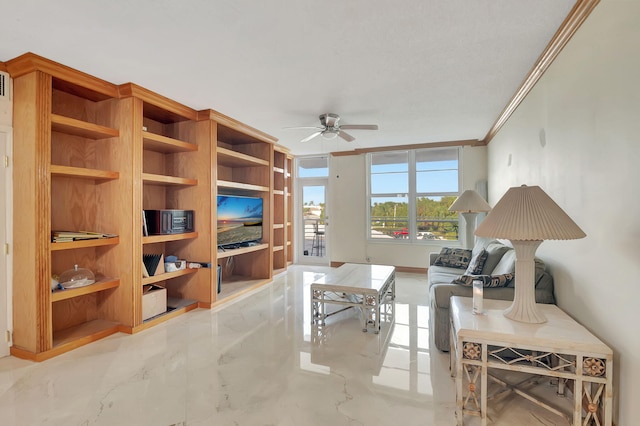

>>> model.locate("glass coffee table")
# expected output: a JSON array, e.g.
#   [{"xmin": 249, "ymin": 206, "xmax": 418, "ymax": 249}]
[{"xmin": 310, "ymin": 263, "xmax": 395, "ymax": 333}]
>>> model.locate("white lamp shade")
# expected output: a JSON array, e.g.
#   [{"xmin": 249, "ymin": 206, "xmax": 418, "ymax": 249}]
[
  {"xmin": 475, "ymin": 185, "xmax": 586, "ymax": 241},
  {"xmin": 473, "ymin": 184, "xmax": 585, "ymax": 324},
  {"xmin": 449, "ymin": 190, "xmax": 491, "ymax": 213}
]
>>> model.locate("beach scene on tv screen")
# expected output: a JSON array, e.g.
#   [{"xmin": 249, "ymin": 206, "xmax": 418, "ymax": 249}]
[{"xmin": 217, "ymin": 196, "xmax": 263, "ymax": 246}]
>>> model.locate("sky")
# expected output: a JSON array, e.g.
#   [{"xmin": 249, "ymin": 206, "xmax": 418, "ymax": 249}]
[{"xmin": 217, "ymin": 195, "xmax": 263, "ymax": 221}]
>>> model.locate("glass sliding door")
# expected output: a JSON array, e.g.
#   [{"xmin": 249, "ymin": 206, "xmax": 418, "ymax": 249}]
[{"xmin": 297, "ymin": 156, "xmax": 329, "ymax": 264}]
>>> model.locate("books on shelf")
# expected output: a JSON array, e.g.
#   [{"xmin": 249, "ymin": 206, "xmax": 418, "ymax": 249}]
[{"xmin": 52, "ymin": 230, "xmax": 118, "ymax": 243}]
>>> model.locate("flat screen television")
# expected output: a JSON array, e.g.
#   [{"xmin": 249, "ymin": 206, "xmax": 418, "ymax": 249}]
[{"xmin": 217, "ymin": 195, "xmax": 263, "ymax": 247}]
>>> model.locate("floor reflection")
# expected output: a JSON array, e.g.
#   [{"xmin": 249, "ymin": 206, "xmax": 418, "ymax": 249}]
[{"xmin": 0, "ymin": 265, "xmax": 561, "ymax": 425}]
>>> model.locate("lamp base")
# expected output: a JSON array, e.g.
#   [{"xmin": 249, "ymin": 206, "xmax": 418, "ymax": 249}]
[
  {"xmin": 461, "ymin": 212, "xmax": 479, "ymax": 249},
  {"xmin": 504, "ymin": 298, "xmax": 547, "ymax": 324},
  {"xmin": 503, "ymin": 240, "xmax": 547, "ymax": 324}
]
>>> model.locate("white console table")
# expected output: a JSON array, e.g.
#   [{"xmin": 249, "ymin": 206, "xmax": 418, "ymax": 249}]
[{"xmin": 450, "ymin": 296, "xmax": 613, "ymax": 425}]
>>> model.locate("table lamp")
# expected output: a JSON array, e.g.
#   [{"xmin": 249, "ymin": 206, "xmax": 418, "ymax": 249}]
[
  {"xmin": 449, "ymin": 189, "xmax": 492, "ymax": 249},
  {"xmin": 475, "ymin": 185, "xmax": 586, "ymax": 323}
]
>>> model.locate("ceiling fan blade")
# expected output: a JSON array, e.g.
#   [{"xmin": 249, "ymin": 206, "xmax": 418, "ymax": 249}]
[
  {"xmin": 339, "ymin": 124, "xmax": 378, "ymax": 130},
  {"xmin": 300, "ymin": 131, "xmax": 322, "ymax": 143},
  {"xmin": 283, "ymin": 126, "xmax": 324, "ymax": 130},
  {"xmin": 338, "ymin": 130, "xmax": 356, "ymax": 142}
]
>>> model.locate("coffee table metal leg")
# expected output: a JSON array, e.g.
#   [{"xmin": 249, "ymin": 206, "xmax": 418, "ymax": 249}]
[
  {"xmin": 311, "ymin": 288, "xmax": 325, "ymax": 326},
  {"xmin": 362, "ymin": 293, "xmax": 368, "ymax": 332}
]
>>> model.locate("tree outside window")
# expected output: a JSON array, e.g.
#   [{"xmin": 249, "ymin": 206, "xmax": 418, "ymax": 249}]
[{"xmin": 368, "ymin": 147, "xmax": 459, "ymax": 241}]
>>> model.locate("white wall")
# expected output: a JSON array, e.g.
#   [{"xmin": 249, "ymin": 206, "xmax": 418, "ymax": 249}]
[
  {"xmin": 329, "ymin": 145, "xmax": 487, "ymax": 268},
  {"xmin": 486, "ymin": 1, "xmax": 639, "ymax": 423}
]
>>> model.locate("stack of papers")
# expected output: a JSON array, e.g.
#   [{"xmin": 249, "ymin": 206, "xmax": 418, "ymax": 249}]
[{"xmin": 52, "ymin": 231, "xmax": 118, "ymax": 243}]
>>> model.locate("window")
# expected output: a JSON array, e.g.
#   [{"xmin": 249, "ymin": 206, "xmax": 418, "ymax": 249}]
[{"xmin": 368, "ymin": 147, "xmax": 459, "ymax": 242}]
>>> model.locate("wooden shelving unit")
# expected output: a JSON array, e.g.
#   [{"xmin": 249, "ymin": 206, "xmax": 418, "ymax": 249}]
[
  {"xmin": 272, "ymin": 147, "xmax": 287, "ymax": 272},
  {"xmin": 204, "ymin": 109, "xmax": 276, "ymax": 303},
  {"xmin": 285, "ymin": 155, "xmax": 294, "ymax": 265},
  {"xmin": 120, "ymin": 82, "xmax": 214, "ymax": 329},
  {"xmin": 8, "ymin": 53, "xmax": 130, "ymax": 361},
  {"xmin": 6, "ymin": 52, "xmax": 287, "ymax": 360}
]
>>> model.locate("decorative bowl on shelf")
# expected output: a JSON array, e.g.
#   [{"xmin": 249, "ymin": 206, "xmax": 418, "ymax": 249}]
[{"xmin": 58, "ymin": 264, "xmax": 96, "ymax": 289}]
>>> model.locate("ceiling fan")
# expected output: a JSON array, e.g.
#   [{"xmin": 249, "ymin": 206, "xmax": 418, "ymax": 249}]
[{"xmin": 285, "ymin": 113, "xmax": 378, "ymax": 143}]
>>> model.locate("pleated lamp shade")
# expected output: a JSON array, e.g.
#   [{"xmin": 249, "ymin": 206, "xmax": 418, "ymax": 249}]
[
  {"xmin": 474, "ymin": 185, "xmax": 585, "ymax": 323},
  {"xmin": 448, "ymin": 190, "xmax": 492, "ymax": 213},
  {"xmin": 475, "ymin": 185, "xmax": 586, "ymax": 241}
]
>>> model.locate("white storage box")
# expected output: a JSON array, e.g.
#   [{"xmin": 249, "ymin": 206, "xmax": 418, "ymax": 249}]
[{"xmin": 142, "ymin": 285, "xmax": 167, "ymax": 320}]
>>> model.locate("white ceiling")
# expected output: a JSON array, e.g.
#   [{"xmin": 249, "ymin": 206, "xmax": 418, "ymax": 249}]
[{"xmin": 0, "ymin": 0, "xmax": 577, "ymax": 155}]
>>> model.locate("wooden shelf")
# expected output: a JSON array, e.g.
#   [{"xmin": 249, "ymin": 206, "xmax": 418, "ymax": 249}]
[
  {"xmin": 51, "ymin": 114, "xmax": 119, "ymax": 139},
  {"xmin": 273, "ymin": 223, "xmax": 284, "ymax": 229},
  {"xmin": 51, "ymin": 237, "xmax": 120, "ymax": 251},
  {"xmin": 142, "ymin": 173, "xmax": 197, "ymax": 186},
  {"xmin": 51, "ymin": 277, "xmax": 119, "ymax": 302},
  {"xmin": 143, "ymin": 232, "xmax": 198, "ymax": 244},
  {"xmin": 273, "ymin": 189, "xmax": 284, "ymax": 196},
  {"xmin": 273, "ymin": 167, "xmax": 285, "ymax": 174},
  {"xmin": 217, "ymin": 146, "xmax": 270, "ymax": 168},
  {"xmin": 51, "ymin": 165, "xmax": 119, "ymax": 180},
  {"xmin": 215, "ymin": 276, "xmax": 272, "ymax": 306},
  {"xmin": 273, "ymin": 245, "xmax": 284, "ymax": 252},
  {"xmin": 53, "ymin": 319, "xmax": 121, "ymax": 350},
  {"xmin": 142, "ymin": 267, "xmax": 198, "ymax": 285},
  {"xmin": 143, "ymin": 131, "xmax": 198, "ymax": 153},
  {"xmin": 217, "ymin": 179, "xmax": 269, "ymax": 193},
  {"xmin": 217, "ymin": 243, "xmax": 269, "ymax": 259},
  {"xmin": 142, "ymin": 297, "xmax": 198, "ymax": 326}
]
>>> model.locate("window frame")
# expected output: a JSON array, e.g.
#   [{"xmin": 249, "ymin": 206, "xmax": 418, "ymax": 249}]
[{"xmin": 366, "ymin": 147, "xmax": 461, "ymax": 244}]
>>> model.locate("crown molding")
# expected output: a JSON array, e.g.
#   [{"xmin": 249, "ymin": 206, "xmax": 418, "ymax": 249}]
[
  {"xmin": 482, "ymin": 0, "xmax": 600, "ymax": 145},
  {"xmin": 331, "ymin": 139, "xmax": 482, "ymax": 156}
]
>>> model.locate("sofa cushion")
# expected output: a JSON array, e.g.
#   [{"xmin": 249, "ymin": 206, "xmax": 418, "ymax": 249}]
[
  {"xmin": 433, "ymin": 247, "xmax": 472, "ymax": 269},
  {"xmin": 481, "ymin": 242, "xmax": 511, "ymax": 274},
  {"xmin": 491, "ymin": 250, "xmax": 516, "ymax": 275},
  {"xmin": 464, "ymin": 249, "xmax": 488, "ymax": 275},
  {"xmin": 430, "ymin": 282, "xmax": 521, "ymax": 310},
  {"xmin": 428, "ymin": 264, "xmax": 469, "ymax": 286},
  {"xmin": 452, "ymin": 273, "xmax": 515, "ymax": 288}
]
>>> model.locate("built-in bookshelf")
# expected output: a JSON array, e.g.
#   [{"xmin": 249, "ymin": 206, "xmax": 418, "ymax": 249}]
[
  {"xmin": 5, "ymin": 52, "xmax": 286, "ymax": 361},
  {"xmin": 285, "ymin": 154, "xmax": 294, "ymax": 265},
  {"xmin": 273, "ymin": 146, "xmax": 289, "ymax": 272},
  {"xmin": 206, "ymin": 109, "xmax": 276, "ymax": 303},
  {"xmin": 8, "ymin": 53, "xmax": 129, "ymax": 361}
]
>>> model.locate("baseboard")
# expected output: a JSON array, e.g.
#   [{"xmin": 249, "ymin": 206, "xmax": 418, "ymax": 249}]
[{"xmin": 329, "ymin": 261, "xmax": 426, "ymax": 275}]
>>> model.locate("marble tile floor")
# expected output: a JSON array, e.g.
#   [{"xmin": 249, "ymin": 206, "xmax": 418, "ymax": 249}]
[{"xmin": 0, "ymin": 265, "xmax": 573, "ymax": 425}]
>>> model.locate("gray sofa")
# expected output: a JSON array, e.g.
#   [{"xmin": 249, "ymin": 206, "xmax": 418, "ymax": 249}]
[{"xmin": 428, "ymin": 238, "xmax": 556, "ymax": 352}]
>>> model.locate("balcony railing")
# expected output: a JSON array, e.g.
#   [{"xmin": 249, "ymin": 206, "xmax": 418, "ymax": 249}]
[{"xmin": 370, "ymin": 217, "xmax": 458, "ymax": 240}]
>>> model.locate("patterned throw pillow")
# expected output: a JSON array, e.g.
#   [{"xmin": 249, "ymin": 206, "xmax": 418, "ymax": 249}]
[
  {"xmin": 452, "ymin": 273, "xmax": 515, "ymax": 288},
  {"xmin": 465, "ymin": 249, "xmax": 488, "ymax": 275},
  {"xmin": 433, "ymin": 248, "xmax": 472, "ymax": 269}
]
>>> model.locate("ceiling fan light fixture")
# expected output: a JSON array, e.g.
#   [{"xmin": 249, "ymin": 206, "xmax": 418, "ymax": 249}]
[{"xmin": 321, "ymin": 129, "xmax": 339, "ymax": 140}]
